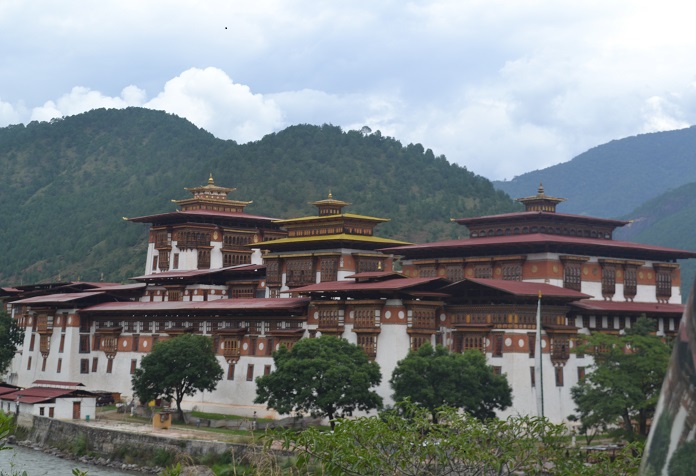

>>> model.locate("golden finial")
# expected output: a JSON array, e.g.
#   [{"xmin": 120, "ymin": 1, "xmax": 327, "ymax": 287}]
[
  {"xmin": 537, "ymin": 182, "xmax": 544, "ymax": 196},
  {"xmin": 378, "ymin": 261, "xmax": 383, "ymax": 271},
  {"xmin": 208, "ymin": 173, "xmax": 214, "ymax": 185},
  {"xmin": 328, "ymin": 190, "xmax": 333, "ymax": 199}
]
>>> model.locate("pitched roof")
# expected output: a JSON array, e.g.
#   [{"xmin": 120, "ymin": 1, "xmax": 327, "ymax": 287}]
[
  {"xmin": 381, "ymin": 233, "xmax": 696, "ymax": 261},
  {"xmin": 126, "ymin": 209, "xmax": 279, "ymax": 223},
  {"xmin": 292, "ymin": 277, "xmax": 449, "ymax": 293},
  {"xmin": 131, "ymin": 264, "xmax": 264, "ymax": 281},
  {"xmin": 11, "ymin": 291, "xmax": 106, "ymax": 304},
  {"xmin": 81, "ymin": 298, "xmax": 309, "ymax": 314},
  {"xmin": 445, "ymin": 278, "xmax": 591, "ymax": 299},
  {"xmin": 571, "ymin": 299, "xmax": 685, "ymax": 315}
]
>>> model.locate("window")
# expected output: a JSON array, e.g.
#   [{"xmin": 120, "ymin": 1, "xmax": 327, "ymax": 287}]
[
  {"xmin": 227, "ymin": 363, "xmax": 235, "ymax": 380},
  {"xmin": 29, "ymin": 333, "xmax": 35, "ymax": 352},
  {"xmin": 107, "ymin": 359, "xmax": 113, "ymax": 374},
  {"xmin": 173, "ymin": 253, "xmax": 179, "ymax": 269},
  {"xmin": 410, "ymin": 335, "xmax": 430, "ymax": 351},
  {"xmin": 501, "ymin": 263, "xmax": 522, "ymax": 281},
  {"xmin": 92, "ymin": 357, "xmax": 99, "ymax": 373},
  {"xmin": 246, "ymin": 364, "xmax": 254, "ymax": 381},
  {"xmin": 152, "ymin": 255, "xmax": 158, "ymax": 271},
  {"xmin": 264, "ymin": 365, "xmax": 272, "ymax": 376},
  {"xmin": 563, "ymin": 262, "xmax": 582, "ymax": 291},
  {"xmin": 320, "ymin": 257, "xmax": 339, "ymax": 282},
  {"xmin": 49, "ymin": 407, "xmax": 54, "ymax": 418},
  {"xmin": 59, "ymin": 334, "xmax": 65, "ymax": 353},
  {"xmin": 528, "ymin": 333, "xmax": 536, "ymax": 358},
  {"xmin": 492, "ymin": 334, "xmax": 504, "ymax": 357},
  {"xmin": 249, "ymin": 338, "xmax": 257, "ymax": 356},
  {"xmin": 80, "ymin": 359, "xmax": 89, "ymax": 374},
  {"xmin": 601, "ymin": 264, "xmax": 616, "ymax": 298},
  {"xmin": 57, "ymin": 358, "xmax": 62, "ymax": 373},
  {"xmin": 79, "ymin": 334, "xmax": 90, "ymax": 353},
  {"xmin": 42, "ymin": 357, "xmax": 47, "ymax": 372},
  {"xmin": 27, "ymin": 357, "xmax": 32, "ymax": 370},
  {"xmin": 39, "ymin": 407, "xmax": 45, "ymax": 416},
  {"xmin": 552, "ymin": 336, "xmax": 570, "ymax": 361},
  {"xmin": 445, "ymin": 265, "xmax": 464, "ymax": 282},
  {"xmin": 130, "ymin": 359, "xmax": 137, "ymax": 375},
  {"xmin": 492, "ymin": 366, "xmax": 502, "ymax": 376},
  {"xmin": 474, "ymin": 264, "xmax": 492, "ymax": 279},
  {"xmin": 286, "ymin": 257, "xmax": 314, "ymax": 286},
  {"xmin": 624, "ymin": 265, "xmax": 637, "ymax": 300},
  {"xmin": 197, "ymin": 249, "xmax": 211, "ymax": 269},
  {"xmin": 555, "ymin": 367, "xmax": 564, "ymax": 387},
  {"xmin": 530, "ymin": 366, "xmax": 536, "ymax": 387},
  {"xmin": 132, "ymin": 335, "xmax": 139, "ymax": 352},
  {"xmin": 577, "ymin": 366, "xmax": 586, "ymax": 382},
  {"xmin": 656, "ymin": 267, "xmax": 673, "ymax": 302}
]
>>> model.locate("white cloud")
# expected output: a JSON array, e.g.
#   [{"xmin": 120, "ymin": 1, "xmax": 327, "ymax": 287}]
[
  {"xmin": 145, "ymin": 67, "xmax": 283, "ymax": 143},
  {"xmin": 30, "ymin": 86, "xmax": 145, "ymax": 122},
  {"xmin": 5, "ymin": 1, "xmax": 696, "ymax": 179}
]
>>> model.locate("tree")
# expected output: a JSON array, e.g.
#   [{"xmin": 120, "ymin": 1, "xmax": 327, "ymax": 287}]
[
  {"xmin": 281, "ymin": 403, "xmax": 643, "ymax": 476},
  {"xmin": 571, "ymin": 316, "xmax": 671, "ymax": 440},
  {"xmin": 254, "ymin": 335, "xmax": 382, "ymax": 429},
  {"xmin": 0, "ymin": 311, "xmax": 24, "ymax": 376},
  {"xmin": 131, "ymin": 333, "xmax": 223, "ymax": 420},
  {"xmin": 389, "ymin": 343, "xmax": 512, "ymax": 422}
]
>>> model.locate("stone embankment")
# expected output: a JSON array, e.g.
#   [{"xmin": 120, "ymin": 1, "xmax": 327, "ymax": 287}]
[{"xmin": 20, "ymin": 415, "xmax": 251, "ymax": 474}]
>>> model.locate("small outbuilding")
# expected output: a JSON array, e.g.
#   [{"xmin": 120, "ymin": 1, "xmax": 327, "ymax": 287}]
[{"xmin": 0, "ymin": 380, "xmax": 97, "ymax": 425}]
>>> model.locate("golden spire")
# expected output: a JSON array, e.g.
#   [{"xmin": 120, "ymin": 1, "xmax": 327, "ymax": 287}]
[
  {"xmin": 208, "ymin": 173, "xmax": 214, "ymax": 185},
  {"xmin": 537, "ymin": 182, "xmax": 544, "ymax": 196},
  {"xmin": 328, "ymin": 190, "xmax": 333, "ymax": 199}
]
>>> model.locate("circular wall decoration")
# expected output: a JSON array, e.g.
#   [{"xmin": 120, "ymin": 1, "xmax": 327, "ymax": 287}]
[
  {"xmin": 243, "ymin": 343, "xmax": 249, "ymax": 350},
  {"xmin": 384, "ymin": 311, "xmax": 391, "ymax": 319},
  {"xmin": 259, "ymin": 343, "xmax": 265, "ymax": 351},
  {"xmin": 143, "ymin": 341, "xmax": 148, "ymax": 348},
  {"xmin": 505, "ymin": 338, "xmax": 512, "ymax": 347},
  {"xmin": 518, "ymin": 338, "xmax": 525, "ymax": 348},
  {"xmin": 398, "ymin": 311, "xmax": 405, "ymax": 320},
  {"xmin": 123, "ymin": 341, "xmax": 128, "ymax": 348},
  {"xmin": 440, "ymin": 314, "xmax": 446, "ymax": 322}
]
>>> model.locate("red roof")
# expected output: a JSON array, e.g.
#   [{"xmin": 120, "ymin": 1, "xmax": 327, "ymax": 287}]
[
  {"xmin": 382, "ymin": 233, "xmax": 696, "ymax": 260},
  {"xmin": 81, "ymin": 298, "xmax": 309, "ymax": 313},
  {"xmin": 571, "ymin": 300, "xmax": 685, "ymax": 315},
  {"xmin": 450, "ymin": 278, "xmax": 591, "ymax": 299},
  {"xmin": 345, "ymin": 271, "xmax": 406, "ymax": 280},
  {"xmin": 11, "ymin": 292, "xmax": 105, "ymax": 304},
  {"xmin": 131, "ymin": 264, "xmax": 264, "ymax": 281},
  {"xmin": 292, "ymin": 277, "xmax": 449, "ymax": 293},
  {"xmin": 453, "ymin": 210, "xmax": 629, "ymax": 227},
  {"xmin": 32, "ymin": 380, "xmax": 85, "ymax": 387},
  {"xmin": 127, "ymin": 209, "xmax": 279, "ymax": 223},
  {"xmin": 0, "ymin": 387, "xmax": 96, "ymax": 404}
]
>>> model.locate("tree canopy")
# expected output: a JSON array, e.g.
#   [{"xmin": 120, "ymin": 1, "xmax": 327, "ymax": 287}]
[
  {"xmin": 389, "ymin": 343, "xmax": 512, "ymax": 422},
  {"xmin": 571, "ymin": 316, "xmax": 671, "ymax": 440},
  {"xmin": 0, "ymin": 311, "xmax": 24, "ymax": 376},
  {"xmin": 283, "ymin": 402, "xmax": 642, "ymax": 476},
  {"xmin": 131, "ymin": 333, "xmax": 223, "ymax": 419},
  {"xmin": 254, "ymin": 335, "xmax": 382, "ymax": 428}
]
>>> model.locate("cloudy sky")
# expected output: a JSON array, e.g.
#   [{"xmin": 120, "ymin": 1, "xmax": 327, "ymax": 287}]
[{"xmin": 2, "ymin": 1, "xmax": 696, "ymax": 180}]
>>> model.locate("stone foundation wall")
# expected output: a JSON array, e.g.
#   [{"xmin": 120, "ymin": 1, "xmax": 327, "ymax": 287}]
[{"xmin": 28, "ymin": 416, "xmax": 240, "ymax": 459}]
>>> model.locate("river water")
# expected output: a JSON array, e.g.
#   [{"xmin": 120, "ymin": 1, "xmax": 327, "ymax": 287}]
[{"xmin": 0, "ymin": 445, "xmax": 140, "ymax": 475}]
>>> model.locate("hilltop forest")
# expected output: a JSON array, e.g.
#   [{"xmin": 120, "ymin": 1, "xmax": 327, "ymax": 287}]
[{"xmin": 0, "ymin": 107, "xmax": 517, "ymax": 285}]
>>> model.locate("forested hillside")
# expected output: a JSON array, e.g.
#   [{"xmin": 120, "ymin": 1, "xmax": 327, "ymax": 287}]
[
  {"xmin": 0, "ymin": 108, "xmax": 516, "ymax": 285},
  {"xmin": 493, "ymin": 126, "xmax": 696, "ymax": 218},
  {"xmin": 615, "ymin": 182, "xmax": 696, "ymax": 298}
]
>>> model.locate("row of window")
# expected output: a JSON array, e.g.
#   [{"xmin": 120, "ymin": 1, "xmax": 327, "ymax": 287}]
[{"xmin": 469, "ymin": 225, "xmax": 611, "ymax": 239}]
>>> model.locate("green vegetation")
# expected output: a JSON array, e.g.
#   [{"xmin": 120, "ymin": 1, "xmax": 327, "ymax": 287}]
[
  {"xmin": 279, "ymin": 403, "xmax": 643, "ymax": 475},
  {"xmin": 571, "ymin": 317, "xmax": 671, "ymax": 441},
  {"xmin": 131, "ymin": 334, "xmax": 224, "ymax": 420},
  {"xmin": 0, "ymin": 108, "xmax": 517, "ymax": 285},
  {"xmin": 0, "ymin": 311, "xmax": 23, "ymax": 374},
  {"xmin": 390, "ymin": 343, "xmax": 512, "ymax": 423},
  {"xmin": 255, "ymin": 336, "xmax": 382, "ymax": 429}
]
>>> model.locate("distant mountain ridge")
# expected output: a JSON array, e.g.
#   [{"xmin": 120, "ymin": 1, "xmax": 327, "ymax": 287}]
[
  {"xmin": 0, "ymin": 107, "xmax": 516, "ymax": 285},
  {"xmin": 494, "ymin": 126, "xmax": 696, "ymax": 218}
]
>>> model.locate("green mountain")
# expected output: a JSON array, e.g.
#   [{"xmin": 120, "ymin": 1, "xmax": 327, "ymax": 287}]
[
  {"xmin": 0, "ymin": 107, "xmax": 516, "ymax": 285},
  {"xmin": 615, "ymin": 181, "xmax": 696, "ymax": 299},
  {"xmin": 493, "ymin": 126, "xmax": 696, "ymax": 217}
]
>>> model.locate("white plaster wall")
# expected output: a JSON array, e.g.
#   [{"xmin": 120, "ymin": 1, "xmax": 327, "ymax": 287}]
[
  {"xmin": 210, "ymin": 241, "xmax": 223, "ymax": 269},
  {"xmin": 144, "ymin": 243, "xmax": 156, "ymax": 275}
]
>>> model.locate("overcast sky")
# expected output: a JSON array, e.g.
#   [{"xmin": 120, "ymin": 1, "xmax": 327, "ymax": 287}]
[{"xmin": 2, "ymin": 1, "xmax": 696, "ymax": 181}]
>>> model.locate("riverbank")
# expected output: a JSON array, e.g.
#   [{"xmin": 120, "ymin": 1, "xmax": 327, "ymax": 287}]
[{"xmin": 15, "ymin": 412, "xmax": 257, "ymax": 474}]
